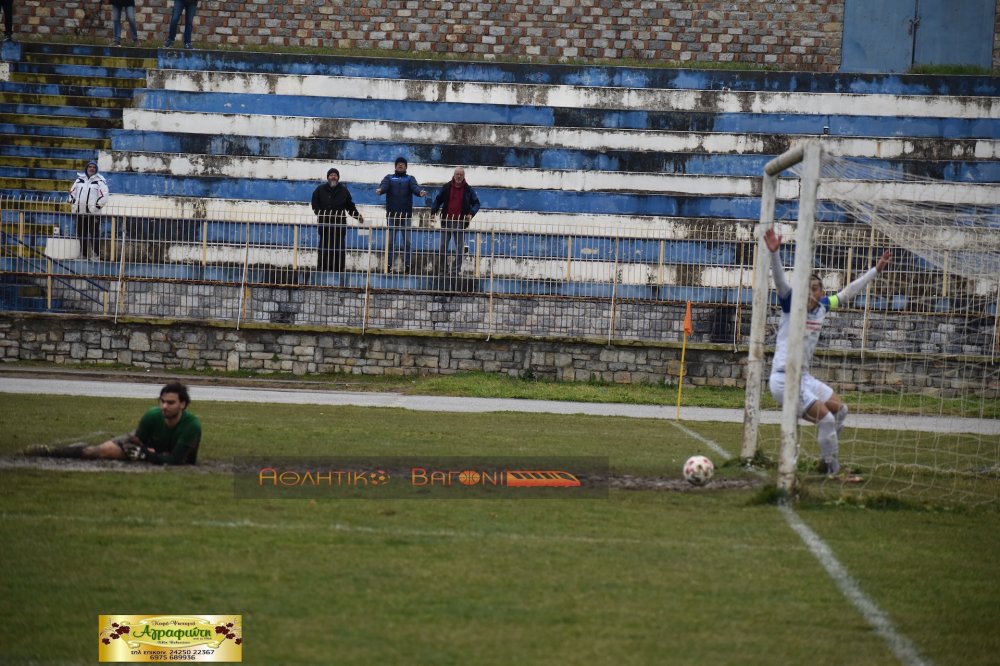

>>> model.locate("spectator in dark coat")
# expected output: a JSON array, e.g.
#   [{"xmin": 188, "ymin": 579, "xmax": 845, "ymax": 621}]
[
  {"xmin": 311, "ymin": 168, "xmax": 364, "ymax": 273},
  {"xmin": 375, "ymin": 156, "xmax": 426, "ymax": 273}
]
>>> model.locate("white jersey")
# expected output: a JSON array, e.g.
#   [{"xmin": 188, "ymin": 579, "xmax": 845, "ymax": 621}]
[
  {"xmin": 771, "ymin": 291, "xmax": 834, "ymax": 374},
  {"xmin": 769, "ymin": 250, "xmax": 879, "ymax": 376}
]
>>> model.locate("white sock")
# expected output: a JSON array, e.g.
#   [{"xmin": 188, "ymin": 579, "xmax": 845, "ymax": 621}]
[
  {"xmin": 818, "ymin": 413, "xmax": 839, "ymax": 474},
  {"xmin": 835, "ymin": 405, "xmax": 849, "ymax": 436}
]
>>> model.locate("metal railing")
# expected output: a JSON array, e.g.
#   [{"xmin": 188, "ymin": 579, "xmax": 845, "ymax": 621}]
[{"xmin": 2, "ymin": 195, "xmax": 996, "ymax": 348}]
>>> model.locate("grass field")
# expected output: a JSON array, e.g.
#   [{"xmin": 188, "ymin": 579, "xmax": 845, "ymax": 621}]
[{"xmin": 1, "ymin": 391, "xmax": 999, "ymax": 665}]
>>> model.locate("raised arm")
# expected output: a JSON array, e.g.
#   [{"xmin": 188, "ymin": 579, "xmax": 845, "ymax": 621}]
[
  {"xmin": 764, "ymin": 228, "xmax": 791, "ymax": 298},
  {"xmin": 832, "ymin": 250, "xmax": 892, "ymax": 306}
]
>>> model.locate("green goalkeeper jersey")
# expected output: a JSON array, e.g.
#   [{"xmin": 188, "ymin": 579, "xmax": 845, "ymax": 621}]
[{"xmin": 135, "ymin": 407, "xmax": 202, "ymax": 465}]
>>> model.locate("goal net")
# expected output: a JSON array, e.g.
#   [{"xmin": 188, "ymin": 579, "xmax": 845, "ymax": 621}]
[{"xmin": 742, "ymin": 142, "xmax": 1000, "ymax": 508}]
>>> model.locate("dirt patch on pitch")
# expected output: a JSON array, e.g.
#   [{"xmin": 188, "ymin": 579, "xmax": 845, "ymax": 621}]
[{"xmin": 0, "ymin": 456, "xmax": 764, "ymax": 491}]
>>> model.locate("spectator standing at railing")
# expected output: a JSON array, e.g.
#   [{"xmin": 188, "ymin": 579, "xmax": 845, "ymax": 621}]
[
  {"xmin": 164, "ymin": 0, "xmax": 197, "ymax": 49},
  {"xmin": 431, "ymin": 167, "xmax": 480, "ymax": 276},
  {"xmin": 68, "ymin": 160, "xmax": 109, "ymax": 260},
  {"xmin": 108, "ymin": 0, "xmax": 140, "ymax": 46},
  {"xmin": 375, "ymin": 156, "xmax": 426, "ymax": 274},
  {"xmin": 311, "ymin": 167, "xmax": 365, "ymax": 274}
]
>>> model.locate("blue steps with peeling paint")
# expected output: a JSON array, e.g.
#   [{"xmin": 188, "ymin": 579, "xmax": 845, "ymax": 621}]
[
  {"xmin": 0, "ymin": 81, "xmax": 138, "ymax": 99},
  {"xmin": 133, "ymin": 89, "xmax": 1000, "ymax": 139},
  {"xmin": 0, "ymin": 123, "xmax": 117, "ymax": 139},
  {"xmin": 155, "ymin": 50, "xmax": 1000, "ymax": 97},
  {"xmin": 0, "ymin": 103, "xmax": 123, "ymax": 120},
  {"xmin": 0, "ymin": 145, "xmax": 101, "ymax": 161},
  {"xmin": 108, "ymin": 130, "xmax": 1000, "ymax": 182}
]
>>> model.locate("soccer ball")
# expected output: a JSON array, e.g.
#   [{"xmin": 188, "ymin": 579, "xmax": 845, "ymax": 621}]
[{"xmin": 683, "ymin": 455, "xmax": 714, "ymax": 486}]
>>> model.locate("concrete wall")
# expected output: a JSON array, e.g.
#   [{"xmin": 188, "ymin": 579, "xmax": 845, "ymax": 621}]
[
  {"xmin": 16, "ymin": 0, "xmax": 998, "ymax": 72},
  {"xmin": 2, "ymin": 314, "xmax": 997, "ymax": 399}
]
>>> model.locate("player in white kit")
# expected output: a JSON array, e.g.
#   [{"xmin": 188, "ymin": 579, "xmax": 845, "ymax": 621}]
[{"xmin": 765, "ymin": 228, "xmax": 892, "ymax": 478}]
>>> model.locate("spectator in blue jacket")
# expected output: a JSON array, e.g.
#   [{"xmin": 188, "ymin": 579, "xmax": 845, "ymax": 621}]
[
  {"xmin": 431, "ymin": 167, "xmax": 481, "ymax": 275},
  {"xmin": 375, "ymin": 156, "xmax": 426, "ymax": 273}
]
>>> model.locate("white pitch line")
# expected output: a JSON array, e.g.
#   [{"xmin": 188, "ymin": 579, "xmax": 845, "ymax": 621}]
[
  {"xmin": 778, "ymin": 505, "xmax": 930, "ymax": 666},
  {"xmin": 668, "ymin": 421, "xmax": 931, "ymax": 666},
  {"xmin": 668, "ymin": 420, "xmax": 734, "ymax": 461}
]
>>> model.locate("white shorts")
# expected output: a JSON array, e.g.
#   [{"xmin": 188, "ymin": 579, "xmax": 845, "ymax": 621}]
[{"xmin": 769, "ymin": 371, "xmax": 833, "ymax": 418}]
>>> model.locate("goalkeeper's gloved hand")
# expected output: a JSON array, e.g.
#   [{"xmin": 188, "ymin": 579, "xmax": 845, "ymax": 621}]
[{"xmin": 124, "ymin": 444, "xmax": 149, "ymax": 461}]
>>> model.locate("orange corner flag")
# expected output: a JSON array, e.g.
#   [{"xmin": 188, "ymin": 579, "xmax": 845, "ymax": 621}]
[{"xmin": 683, "ymin": 302, "xmax": 693, "ymax": 337}]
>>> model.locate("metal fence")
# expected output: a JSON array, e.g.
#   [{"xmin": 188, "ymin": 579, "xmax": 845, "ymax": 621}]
[{"xmin": 2, "ymin": 195, "xmax": 997, "ymax": 349}]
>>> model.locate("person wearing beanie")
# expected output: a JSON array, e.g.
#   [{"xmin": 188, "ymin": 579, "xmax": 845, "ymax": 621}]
[
  {"xmin": 375, "ymin": 156, "xmax": 427, "ymax": 273},
  {"xmin": 68, "ymin": 160, "xmax": 110, "ymax": 260},
  {"xmin": 311, "ymin": 167, "xmax": 364, "ymax": 274},
  {"xmin": 431, "ymin": 167, "xmax": 481, "ymax": 276}
]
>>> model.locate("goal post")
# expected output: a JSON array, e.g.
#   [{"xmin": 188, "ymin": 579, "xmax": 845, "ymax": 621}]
[
  {"xmin": 741, "ymin": 140, "xmax": 824, "ymax": 492},
  {"xmin": 741, "ymin": 142, "xmax": 1000, "ymax": 507}
]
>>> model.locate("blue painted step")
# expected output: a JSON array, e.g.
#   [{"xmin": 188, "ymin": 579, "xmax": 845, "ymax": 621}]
[
  {"xmin": 10, "ymin": 63, "xmax": 149, "ymax": 79},
  {"xmin": 0, "ymin": 103, "xmax": 123, "ymax": 120},
  {"xmin": 0, "ymin": 145, "xmax": 103, "ymax": 161},
  {"xmin": 0, "ymin": 81, "xmax": 138, "ymax": 99},
  {"xmin": 108, "ymin": 130, "xmax": 1000, "ymax": 182},
  {"xmin": 0, "ymin": 123, "xmax": 113, "ymax": 140},
  {"xmin": 157, "ymin": 50, "xmax": 1000, "ymax": 96},
  {"xmin": 134, "ymin": 90, "xmax": 1000, "ymax": 139}
]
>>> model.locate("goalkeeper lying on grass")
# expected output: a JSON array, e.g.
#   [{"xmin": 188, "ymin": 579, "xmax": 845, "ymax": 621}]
[
  {"xmin": 26, "ymin": 382, "xmax": 201, "ymax": 465},
  {"xmin": 765, "ymin": 228, "xmax": 891, "ymax": 480}
]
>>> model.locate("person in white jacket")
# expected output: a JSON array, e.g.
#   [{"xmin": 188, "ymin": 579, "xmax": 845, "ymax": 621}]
[
  {"xmin": 68, "ymin": 161, "xmax": 109, "ymax": 259},
  {"xmin": 765, "ymin": 227, "xmax": 891, "ymax": 480}
]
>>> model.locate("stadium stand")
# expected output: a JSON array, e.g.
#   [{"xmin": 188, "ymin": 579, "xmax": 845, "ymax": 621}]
[{"xmin": 1, "ymin": 41, "xmax": 999, "ymax": 307}]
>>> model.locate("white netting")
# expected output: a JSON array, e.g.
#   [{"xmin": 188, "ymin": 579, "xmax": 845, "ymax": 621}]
[
  {"xmin": 752, "ymin": 153, "xmax": 1000, "ymax": 507},
  {"xmin": 797, "ymin": 155, "xmax": 1000, "ymax": 285}
]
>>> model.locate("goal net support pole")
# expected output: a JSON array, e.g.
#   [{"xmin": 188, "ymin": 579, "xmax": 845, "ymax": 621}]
[{"xmin": 741, "ymin": 141, "xmax": 823, "ymax": 492}]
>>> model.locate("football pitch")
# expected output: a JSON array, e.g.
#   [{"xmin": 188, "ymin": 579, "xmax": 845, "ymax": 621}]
[{"xmin": 1, "ymin": 391, "xmax": 999, "ymax": 665}]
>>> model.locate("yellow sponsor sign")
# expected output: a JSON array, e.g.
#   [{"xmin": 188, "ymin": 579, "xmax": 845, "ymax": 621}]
[{"xmin": 98, "ymin": 615, "xmax": 242, "ymax": 662}]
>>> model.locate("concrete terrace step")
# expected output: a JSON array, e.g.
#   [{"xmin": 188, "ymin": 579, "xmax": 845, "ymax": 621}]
[
  {"xmin": 100, "ymin": 151, "xmax": 1000, "ymax": 205},
  {"xmin": 9, "ymin": 62, "xmax": 149, "ymax": 80},
  {"xmin": 0, "ymin": 123, "xmax": 113, "ymax": 142},
  {"xmin": 0, "ymin": 156, "xmax": 92, "ymax": 171},
  {"xmin": 0, "ymin": 144, "xmax": 101, "ymax": 161},
  {"xmin": 21, "ymin": 52, "xmax": 157, "ymax": 70},
  {"xmin": 0, "ymin": 92, "xmax": 133, "ymax": 109},
  {"xmin": 106, "ymin": 130, "xmax": 1000, "ymax": 182},
  {"xmin": 23, "ymin": 42, "xmax": 162, "ymax": 59},
  {"xmin": 0, "ymin": 178, "xmax": 74, "ymax": 193},
  {"xmin": 8, "ymin": 71, "xmax": 148, "ymax": 89},
  {"xmin": 0, "ymin": 166, "xmax": 92, "ymax": 181},
  {"xmin": 95, "ymin": 194, "xmax": 758, "ymax": 233},
  {"xmin": 122, "ymin": 110, "xmax": 1000, "ymax": 161},
  {"xmin": 0, "ymin": 133, "xmax": 110, "ymax": 150},
  {"xmin": 133, "ymin": 89, "xmax": 1000, "ymax": 139},
  {"xmin": 55, "ymin": 170, "xmax": 793, "ymax": 222},
  {"xmin": 146, "ymin": 69, "xmax": 1000, "ymax": 121},
  {"xmin": 0, "ymin": 103, "xmax": 123, "ymax": 120},
  {"xmin": 0, "ymin": 81, "xmax": 139, "ymax": 99},
  {"xmin": 0, "ymin": 113, "xmax": 119, "ymax": 131},
  {"xmin": 158, "ymin": 50, "xmax": 1000, "ymax": 97}
]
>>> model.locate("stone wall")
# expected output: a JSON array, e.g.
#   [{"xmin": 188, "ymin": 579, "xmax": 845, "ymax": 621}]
[
  {"xmin": 19, "ymin": 0, "xmax": 847, "ymax": 71},
  {"xmin": 0, "ymin": 313, "xmax": 739, "ymax": 386},
  {"xmin": 1, "ymin": 314, "xmax": 996, "ymax": 398}
]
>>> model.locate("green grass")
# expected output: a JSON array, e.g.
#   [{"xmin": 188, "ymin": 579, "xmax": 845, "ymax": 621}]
[
  {"xmin": 1, "ymin": 393, "xmax": 999, "ymax": 665},
  {"xmin": 908, "ymin": 63, "xmax": 997, "ymax": 76}
]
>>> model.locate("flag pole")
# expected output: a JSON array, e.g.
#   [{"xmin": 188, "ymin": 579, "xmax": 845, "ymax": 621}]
[{"xmin": 676, "ymin": 302, "xmax": 693, "ymax": 420}]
